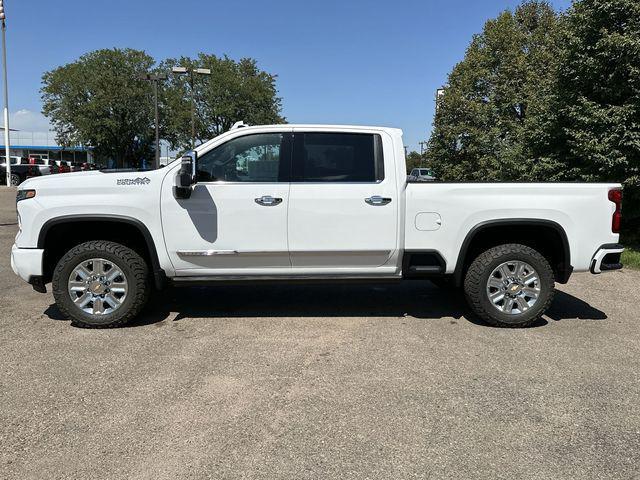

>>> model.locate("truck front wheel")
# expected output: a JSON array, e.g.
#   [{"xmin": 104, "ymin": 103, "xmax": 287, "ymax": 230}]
[
  {"xmin": 463, "ymin": 243, "xmax": 555, "ymax": 328},
  {"xmin": 52, "ymin": 241, "xmax": 150, "ymax": 328}
]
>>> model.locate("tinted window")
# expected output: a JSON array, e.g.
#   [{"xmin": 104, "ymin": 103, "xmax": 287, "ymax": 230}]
[
  {"xmin": 197, "ymin": 133, "xmax": 284, "ymax": 182},
  {"xmin": 293, "ymin": 133, "xmax": 384, "ymax": 182}
]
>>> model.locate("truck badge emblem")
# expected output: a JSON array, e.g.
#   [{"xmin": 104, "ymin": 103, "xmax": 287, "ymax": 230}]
[{"xmin": 117, "ymin": 177, "xmax": 151, "ymax": 186}]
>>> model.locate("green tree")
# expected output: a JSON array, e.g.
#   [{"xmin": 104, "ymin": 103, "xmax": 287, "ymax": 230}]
[
  {"xmin": 159, "ymin": 54, "xmax": 284, "ymax": 150},
  {"xmin": 41, "ymin": 48, "xmax": 156, "ymax": 167},
  {"xmin": 405, "ymin": 151, "xmax": 427, "ymax": 172},
  {"xmin": 555, "ymin": 0, "xmax": 640, "ymax": 217},
  {"xmin": 427, "ymin": 1, "xmax": 562, "ymax": 181}
]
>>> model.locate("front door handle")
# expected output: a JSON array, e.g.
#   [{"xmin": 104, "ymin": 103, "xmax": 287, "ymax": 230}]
[
  {"xmin": 255, "ymin": 195, "xmax": 283, "ymax": 206},
  {"xmin": 365, "ymin": 195, "xmax": 392, "ymax": 206}
]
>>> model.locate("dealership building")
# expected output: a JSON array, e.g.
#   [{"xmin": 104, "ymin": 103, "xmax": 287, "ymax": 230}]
[{"xmin": 0, "ymin": 129, "xmax": 93, "ymax": 163}]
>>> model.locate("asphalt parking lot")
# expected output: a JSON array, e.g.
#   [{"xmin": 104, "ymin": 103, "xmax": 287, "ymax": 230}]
[{"xmin": 1, "ymin": 187, "xmax": 639, "ymax": 479}]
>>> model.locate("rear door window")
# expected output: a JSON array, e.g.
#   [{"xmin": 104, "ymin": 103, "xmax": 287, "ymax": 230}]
[{"xmin": 292, "ymin": 132, "xmax": 384, "ymax": 182}]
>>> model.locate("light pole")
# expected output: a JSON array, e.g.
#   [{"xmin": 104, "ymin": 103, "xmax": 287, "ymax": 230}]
[
  {"xmin": 171, "ymin": 66, "xmax": 211, "ymax": 149},
  {"xmin": 0, "ymin": 0, "xmax": 11, "ymax": 187},
  {"xmin": 435, "ymin": 87, "xmax": 445, "ymax": 113},
  {"xmin": 140, "ymin": 73, "xmax": 167, "ymax": 169}
]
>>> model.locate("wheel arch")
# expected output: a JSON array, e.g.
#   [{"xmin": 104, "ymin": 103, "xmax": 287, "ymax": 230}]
[
  {"xmin": 453, "ymin": 219, "xmax": 572, "ymax": 287},
  {"xmin": 38, "ymin": 214, "xmax": 165, "ymax": 289}
]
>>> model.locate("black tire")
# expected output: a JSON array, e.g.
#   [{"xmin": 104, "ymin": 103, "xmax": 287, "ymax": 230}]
[
  {"xmin": 52, "ymin": 241, "xmax": 149, "ymax": 328},
  {"xmin": 10, "ymin": 173, "xmax": 21, "ymax": 186},
  {"xmin": 463, "ymin": 243, "xmax": 555, "ymax": 328}
]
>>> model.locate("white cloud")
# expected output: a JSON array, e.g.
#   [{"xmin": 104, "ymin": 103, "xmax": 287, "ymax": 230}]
[{"xmin": 8, "ymin": 109, "xmax": 52, "ymax": 132}]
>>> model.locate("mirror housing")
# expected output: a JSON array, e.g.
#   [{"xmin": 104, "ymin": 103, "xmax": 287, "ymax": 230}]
[{"xmin": 173, "ymin": 151, "xmax": 197, "ymax": 199}]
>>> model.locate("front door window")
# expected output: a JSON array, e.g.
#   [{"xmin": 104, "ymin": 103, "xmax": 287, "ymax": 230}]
[{"xmin": 197, "ymin": 133, "xmax": 285, "ymax": 183}]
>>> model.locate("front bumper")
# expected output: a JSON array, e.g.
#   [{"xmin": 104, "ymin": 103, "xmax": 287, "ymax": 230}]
[
  {"xmin": 590, "ymin": 243, "xmax": 624, "ymax": 274},
  {"xmin": 11, "ymin": 244, "xmax": 44, "ymax": 283}
]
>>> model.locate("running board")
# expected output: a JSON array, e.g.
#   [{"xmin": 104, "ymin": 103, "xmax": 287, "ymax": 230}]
[
  {"xmin": 402, "ymin": 251, "xmax": 446, "ymax": 278},
  {"xmin": 408, "ymin": 265, "xmax": 443, "ymax": 274},
  {"xmin": 170, "ymin": 274, "xmax": 402, "ymax": 286}
]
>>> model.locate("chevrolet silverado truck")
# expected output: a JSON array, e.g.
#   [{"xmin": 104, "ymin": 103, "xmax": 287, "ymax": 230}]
[
  {"xmin": 1, "ymin": 157, "xmax": 41, "ymax": 186},
  {"xmin": 11, "ymin": 124, "xmax": 624, "ymax": 328}
]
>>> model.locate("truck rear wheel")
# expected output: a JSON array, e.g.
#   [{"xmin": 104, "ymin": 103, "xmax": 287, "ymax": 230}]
[
  {"xmin": 463, "ymin": 243, "xmax": 555, "ymax": 328},
  {"xmin": 52, "ymin": 241, "xmax": 149, "ymax": 328}
]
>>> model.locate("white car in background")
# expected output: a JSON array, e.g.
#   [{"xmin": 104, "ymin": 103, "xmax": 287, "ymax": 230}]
[{"xmin": 409, "ymin": 168, "xmax": 435, "ymax": 181}]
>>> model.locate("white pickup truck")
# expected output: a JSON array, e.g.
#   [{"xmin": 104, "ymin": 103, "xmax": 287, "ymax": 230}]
[{"xmin": 11, "ymin": 124, "xmax": 624, "ymax": 328}]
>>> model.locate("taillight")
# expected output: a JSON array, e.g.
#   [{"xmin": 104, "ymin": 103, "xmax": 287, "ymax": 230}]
[{"xmin": 608, "ymin": 189, "xmax": 622, "ymax": 233}]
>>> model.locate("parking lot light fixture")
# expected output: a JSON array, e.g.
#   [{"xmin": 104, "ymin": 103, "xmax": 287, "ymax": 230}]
[
  {"xmin": 139, "ymin": 73, "xmax": 167, "ymax": 170},
  {"xmin": 0, "ymin": 0, "xmax": 11, "ymax": 187},
  {"xmin": 171, "ymin": 65, "xmax": 212, "ymax": 148}
]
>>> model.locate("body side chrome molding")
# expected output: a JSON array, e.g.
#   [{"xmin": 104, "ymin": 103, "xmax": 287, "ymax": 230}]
[
  {"xmin": 177, "ymin": 250, "xmax": 392, "ymax": 257},
  {"xmin": 177, "ymin": 250, "xmax": 240, "ymax": 256}
]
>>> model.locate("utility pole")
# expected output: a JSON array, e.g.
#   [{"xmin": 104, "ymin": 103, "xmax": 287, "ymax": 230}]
[
  {"xmin": 418, "ymin": 141, "xmax": 428, "ymax": 156},
  {"xmin": 171, "ymin": 66, "xmax": 211, "ymax": 149},
  {"xmin": 140, "ymin": 73, "xmax": 167, "ymax": 169},
  {"xmin": 0, "ymin": 0, "xmax": 10, "ymax": 186}
]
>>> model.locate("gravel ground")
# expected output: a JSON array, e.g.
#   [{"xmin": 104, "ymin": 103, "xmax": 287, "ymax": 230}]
[{"xmin": 1, "ymin": 187, "xmax": 639, "ymax": 479}]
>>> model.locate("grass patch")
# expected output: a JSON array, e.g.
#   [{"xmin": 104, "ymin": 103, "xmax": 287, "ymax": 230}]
[
  {"xmin": 622, "ymin": 246, "xmax": 640, "ymax": 270},
  {"xmin": 621, "ymin": 222, "xmax": 640, "ymax": 270}
]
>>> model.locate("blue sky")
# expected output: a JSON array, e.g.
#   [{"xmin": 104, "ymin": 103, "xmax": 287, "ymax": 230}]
[{"xmin": 7, "ymin": 0, "xmax": 571, "ymax": 151}]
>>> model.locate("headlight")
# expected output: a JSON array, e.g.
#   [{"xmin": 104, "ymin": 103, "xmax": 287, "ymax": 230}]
[{"xmin": 16, "ymin": 189, "xmax": 36, "ymax": 203}]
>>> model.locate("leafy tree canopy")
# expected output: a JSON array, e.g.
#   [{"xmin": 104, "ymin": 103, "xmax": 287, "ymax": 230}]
[
  {"xmin": 41, "ymin": 48, "xmax": 156, "ymax": 167},
  {"xmin": 41, "ymin": 49, "xmax": 284, "ymax": 165},
  {"xmin": 405, "ymin": 151, "xmax": 428, "ymax": 172},
  {"xmin": 556, "ymin": 0, "xmax": 640, "ymax": 193},
  {"xmin": 428, "ymin": 1, "xmax": 562, "ymax": 182},
  {"xmin": 428, "ymin": 0, "xmax": 640, "ymax": 217}
]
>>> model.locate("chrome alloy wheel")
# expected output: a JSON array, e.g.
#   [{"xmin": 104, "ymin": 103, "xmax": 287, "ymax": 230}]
[
  {"xmin": 486, "ymin": 260, "xmax": 540, "ymax": 315},
  {"xmin": 67, "ymin": 258, "xmax": 128, "ymax": 315}
]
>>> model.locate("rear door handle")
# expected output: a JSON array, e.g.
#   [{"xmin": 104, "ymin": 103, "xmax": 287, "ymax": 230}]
[
  {"xmin": 255, "ymin": 195, "xmax": 283, "ymax": 206},
  {"xmin": 365, "ymin": 195, "xmax": 392, "ymax": 206}
]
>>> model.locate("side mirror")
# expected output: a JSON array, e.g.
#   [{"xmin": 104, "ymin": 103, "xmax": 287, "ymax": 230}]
[{"xmin": 173, "ymin": 151, "xmax": 197, "ymax": 199}]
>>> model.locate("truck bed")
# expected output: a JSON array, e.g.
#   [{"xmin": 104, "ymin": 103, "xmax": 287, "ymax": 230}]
[{"xmin": 404, "ymin": 182, "xmax": 620, "ymax": 274}]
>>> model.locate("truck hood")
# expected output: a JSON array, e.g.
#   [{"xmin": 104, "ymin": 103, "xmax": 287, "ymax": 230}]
[{"xmin": 19, "ymin": 169, "xmax": 168, "ymax": 191}]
